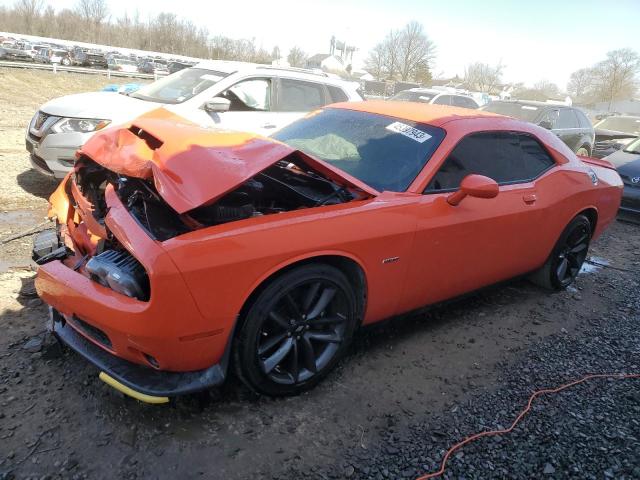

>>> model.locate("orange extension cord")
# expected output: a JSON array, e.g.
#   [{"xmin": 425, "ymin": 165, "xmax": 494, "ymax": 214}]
[{"xmin": 416, "ymin": 373, "xmax": 640, "ymax": 480}]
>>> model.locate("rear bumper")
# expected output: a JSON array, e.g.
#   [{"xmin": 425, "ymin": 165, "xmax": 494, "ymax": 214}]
[{"xmin": 50, "ymin": 308, "xmax": 227, "ymax": 397}]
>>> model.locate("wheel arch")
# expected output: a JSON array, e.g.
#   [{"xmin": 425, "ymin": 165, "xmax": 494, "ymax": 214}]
[
  {"xmin": 576, "ymin": 207, "xmax": 598, "ymax": 236},
  {"xmin": 236, "ymin": 252, "xmax": 369, "ymax": 334}
]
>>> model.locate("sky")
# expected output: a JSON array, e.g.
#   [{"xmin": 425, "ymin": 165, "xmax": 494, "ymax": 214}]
[{"xmin": 33, "ymin": 0, "xmax": 640, "ymax": 89}]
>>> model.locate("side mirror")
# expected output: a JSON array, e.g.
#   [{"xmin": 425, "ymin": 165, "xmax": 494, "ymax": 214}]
[
  {"xmin": 447, "ymin": 174, "xmax": 499, "ymax": 206},
  {"xmin": 203, "ymin": 96, "xmax": 231, "ymax": 113},
  {"xmin": 538, "ymin": 120, "xmax": 553, "ymax": 130}
]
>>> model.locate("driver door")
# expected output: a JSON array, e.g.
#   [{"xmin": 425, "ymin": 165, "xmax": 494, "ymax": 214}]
[{"xmin": 402, "ymin": 131, "xmax": 555, "ymax": 311}]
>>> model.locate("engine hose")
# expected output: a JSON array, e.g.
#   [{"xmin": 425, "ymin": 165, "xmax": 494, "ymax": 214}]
[{"xmin": 415, "ymin": 373, "xmax": 640, "ymax": 480}]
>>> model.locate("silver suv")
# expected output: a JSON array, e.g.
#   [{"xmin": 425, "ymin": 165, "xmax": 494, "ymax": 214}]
[{"xmin": 26, "ymin": 61, "xmax": 363, "ymax": 178}]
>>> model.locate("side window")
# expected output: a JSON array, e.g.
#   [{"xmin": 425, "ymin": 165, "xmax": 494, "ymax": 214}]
[
  {"xmin": 432, "ymin": 95, "xmax": 452, "ymax": 105},
  {"xmin": 539, "ymin": 109, "xmax": 559, "ymax": 129},
  {"xmin": 575, "ymin": 109, "xmax": 593, "ymax": 129},
  {"xmin": 556, "ymin": 109, "xmax": 579, "ymax": 129},
  {"xmin": 425, "ymin": 132, "xmax": 555, "ymax": 192},
  {"xmin": 278, "ymin": 79, "xmax": 327, "ymax": 111},
  {"xmin": 452, "ymin": 96, "xmax": 478, "ymax": 109},
  {"xmin": 222, "ymin": 78, "xmax": 271, "ymax": 111},
  {"xmin": 327, "ymin": 85, "xmax": 349, "ymax": 103}
]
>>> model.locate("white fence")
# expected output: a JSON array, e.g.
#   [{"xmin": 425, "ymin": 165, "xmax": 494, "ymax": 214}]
[{"xmin": 0, "ymin": 60, "xmax": 167, "ymax": 80}]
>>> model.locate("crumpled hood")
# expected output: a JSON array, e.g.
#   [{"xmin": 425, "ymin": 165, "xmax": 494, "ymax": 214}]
[
  {"xmin": 78, "ymin": 109, "xmax": 376, "ymax": 214},
  {"xmin": 40, "ymin": 91, "xmax": 159, "ymax": 122}
]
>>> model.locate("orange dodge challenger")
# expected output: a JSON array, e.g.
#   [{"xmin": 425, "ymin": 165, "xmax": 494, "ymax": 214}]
[{"xmin": 33, "ymin": 102, "xmax": 622, "ymax": 402}]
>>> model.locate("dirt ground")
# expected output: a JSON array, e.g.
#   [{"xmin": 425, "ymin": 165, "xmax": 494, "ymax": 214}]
[{"xmin": 0, "ymin": 68, "xmax": 639, "ymax": 480}]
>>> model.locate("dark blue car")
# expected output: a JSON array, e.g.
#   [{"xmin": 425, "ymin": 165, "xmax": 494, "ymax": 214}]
[{"xmin": 606, "ymin": 136, "xmax": 640, "ymax": 217}]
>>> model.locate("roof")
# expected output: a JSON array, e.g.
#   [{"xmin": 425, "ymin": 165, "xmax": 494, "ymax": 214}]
[
  {"xmin": 489, "ymin": 99, "xmax": 570, "ymax": 109},
  {"xmin": 193, "ymin": 60, "xmax": 356, "ymax": 87},
  {"xmin": 329, "ymin": 100, "xmax": 501, "ymax": 126}
]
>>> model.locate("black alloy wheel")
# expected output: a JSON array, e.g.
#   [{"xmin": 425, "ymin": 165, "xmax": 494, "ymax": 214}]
[
  {"xmin": 550, "ymin": 220, "xmax": 590, "ymax": 288},
  {"xmin": 234, "ymin": 264, "xmax": 358, "ymax": 396},
  {"xmin": 530, "ymin": 214, "xmax": 591, "ymax": 290}
]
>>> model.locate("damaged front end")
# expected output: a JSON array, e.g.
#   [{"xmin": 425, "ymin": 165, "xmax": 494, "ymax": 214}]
[{"xmin": 32, "ymin": 109, "xmax": 374, "ymax": 400}]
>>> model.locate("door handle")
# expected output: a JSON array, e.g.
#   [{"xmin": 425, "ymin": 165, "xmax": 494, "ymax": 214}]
[
  {"xmin": 262, "ymin": 123, "xmax": 277, "ymax": 129},
  {"xmin": 523, "ymin": 193, "xmax": 537, "ymax": 204}
]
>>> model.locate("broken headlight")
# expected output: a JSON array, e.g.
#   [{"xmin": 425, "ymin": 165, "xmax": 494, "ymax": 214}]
[{"xmin": 85, "ymin": 250, "xmax": 149, "ymax": 301}]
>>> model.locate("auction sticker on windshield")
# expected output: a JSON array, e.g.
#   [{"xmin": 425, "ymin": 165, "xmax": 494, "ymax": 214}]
[{"xmin": 386, "ymin": 122, "xmax": 432, "ymax": 143}]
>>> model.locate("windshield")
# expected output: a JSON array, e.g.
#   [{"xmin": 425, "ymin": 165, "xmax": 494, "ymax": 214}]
[
  {"xmin": 480, "ymin": 102, "xmax": 541, "ymax": 122},
  {"xmin": 596, "ymin": 117, "xmax": 640, "ymax": 135},
  {"xmin": 623, "ymin": 136, "xmax": 640, "ymax": 154},
  {"xmin": 272, "ymin": 108, "xmax": 445, "ymax": 192},
  {"xmin": 390, "ymin": 91, "xmax": 435, "ymax": 103},
  {"xmin": 130, "ymin": 67, "xmax": 228, "ymax": 104}
]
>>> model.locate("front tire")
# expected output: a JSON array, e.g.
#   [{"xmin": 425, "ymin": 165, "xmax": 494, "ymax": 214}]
[
  {"xmin": 234, "ymin": 264, "xmax": 358, "ymax": 396},
  {"xmin": 530, "ymin": 214, "xmax": 591, "ymax": 290}
]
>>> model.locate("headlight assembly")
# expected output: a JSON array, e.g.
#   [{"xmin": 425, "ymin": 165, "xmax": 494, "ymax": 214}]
[{"xmin": 50, "ymin": 117, "xmax": 111, "ymax": 134}]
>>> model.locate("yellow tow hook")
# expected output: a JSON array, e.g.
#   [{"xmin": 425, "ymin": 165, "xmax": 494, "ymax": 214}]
[{"xmin": 99, "ymin": 372, "xmax": 169, "ymax": 404}]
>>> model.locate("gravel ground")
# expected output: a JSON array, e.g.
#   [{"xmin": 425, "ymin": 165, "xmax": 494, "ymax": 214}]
[{"xmin": 286, "ymin": 277, "xmax": 640, "ymax": 480}]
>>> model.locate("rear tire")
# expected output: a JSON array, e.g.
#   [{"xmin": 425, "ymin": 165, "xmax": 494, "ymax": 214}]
[
  {"xmin": 530, "ymin": 214, "xmax": 591, "ymax": 291},
  {"xmin": 233, "ymin": 264, "xmax": 358, "ymax": 396},
  {"xmin": 576, "ymin": 146, "xmax": 590, "ymax": 156}
]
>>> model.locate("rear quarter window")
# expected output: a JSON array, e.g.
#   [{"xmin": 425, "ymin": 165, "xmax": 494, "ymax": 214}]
[{"xmin": 327, "ymin": 85, "xmax": 349, "ymax": 103}]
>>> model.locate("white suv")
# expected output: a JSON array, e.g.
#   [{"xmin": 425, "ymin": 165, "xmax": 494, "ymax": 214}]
[
  {"xmin": 389, "ymin": 88, "xmax": 480, "ymax": 109},
  {"xmin": 26, "ymin": 61, "xmax": 363, "ymax": 178}
]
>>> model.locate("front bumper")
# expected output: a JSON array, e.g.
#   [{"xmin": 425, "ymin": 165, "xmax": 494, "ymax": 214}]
[
  {"xmin": 50, "ymin": 308, "xmax": 227, "ymax": 398},
  {"xmin": 26, "ymin": 130, "xmax": 94, "ymax": 179},
  {"xmin": 620, "ymin": 184, "xmax": 640, "ymax": 215}
]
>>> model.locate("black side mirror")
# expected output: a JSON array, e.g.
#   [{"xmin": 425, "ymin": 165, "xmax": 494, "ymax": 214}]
[{"xmin": 538, "ymin": 120, "xmax": 553, "ymax": 130}]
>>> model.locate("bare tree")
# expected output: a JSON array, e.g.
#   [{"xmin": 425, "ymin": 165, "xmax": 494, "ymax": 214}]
[
  {"xmin": 591, "ymin": 49, "xmax": 639, "ymax": 108},
  {"xmin": 75, "ymin": 0, "xmax": 108, "ymax": 42},
  {"xmin": 366, "ymin": 22, "xmax": 434, "ymax": 82},
  {"xmin": 13, "ymin": 0, "xmax": 44, "ymax": 34},
  {"xmin": 398, "ymin": 21, "xmax": 435, "ymax": 81},
  {"xmin": 534, "ymin": 79, "xmax": 560, "ymax": 98},
  {"xmin": 567, "ymin": 67, "xmax": 595, "ymax": 102},
  {"xmin": 271, "ymin": 45, "xmax": 280, "ymax": 61},
  {"xmin": 464, "ymin": 62, "xmax": 504, "ymax": 92},
  {"xmin": 381, "ymin": 29, "xmax": 402, "ymax": 79},
  {"xmin": 364, "ymin": 43, "xmax": 385, "ymax": 80},
  {"xmin": 511, "ymin": 80, "xmax": 561, "ymax": 102},
  {"xmin": 287, "ymin": 46, "xmax": 307, "ymax": 68}
]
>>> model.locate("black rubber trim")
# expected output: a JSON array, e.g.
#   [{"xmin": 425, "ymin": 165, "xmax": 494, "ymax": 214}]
[{"xmin": 50, "ymin": 308, "xmax": 227, "ymax": 396}]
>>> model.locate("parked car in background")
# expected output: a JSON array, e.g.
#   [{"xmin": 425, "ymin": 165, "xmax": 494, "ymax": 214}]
[
  {"xmin": 604, "ymin": 135, "xmax": 640, "ymax": 217},
  {"xmin": 0, "ymin": 41, "xmax": 34, "ymax": 61},
  {"xmin": 481, "ymin": 101, "xmax": 595, "ymax": 155},
  {"xmin": 34, "ymin": 103, "xmax": 622, "ymax": 400},
  {"xmin": 35, "ymin": 48, "xmax": 71, "ymax": 65},
  {"xmin": 168, "ymin": 61, "xmax": 195, "ymax": 74},
  {"xmin": 389, "ymin": 88, "xmax": 480, "ymax": 109},
  {"xmin": 138, "ymin": 61, "xmax": 169, "ymax": 75},
  {"xmin": 107, "ymin": 57, "xmax": 139, "ymax": 73},
  {"xmin": 592, "ymin": 115, "xmax": 640, "ymax": 159},
  {"xmin": 26, "ymin": 61, "xmax": 364, "ymax": 178},
  {"xmin": 72, "ymin": 49, "xmax": 108, "ymax": 68}
]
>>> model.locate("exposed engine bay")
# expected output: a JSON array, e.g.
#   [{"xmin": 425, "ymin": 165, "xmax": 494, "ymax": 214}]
[{"xmin": 74, "ymin": 153, "xmax": 360, "ymax": 241}]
